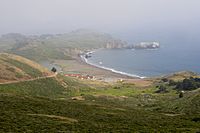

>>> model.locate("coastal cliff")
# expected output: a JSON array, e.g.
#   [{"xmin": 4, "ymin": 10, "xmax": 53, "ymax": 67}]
[{"xmin": 104, "ymin": 39, "xmax": 127, "ymax": 49}]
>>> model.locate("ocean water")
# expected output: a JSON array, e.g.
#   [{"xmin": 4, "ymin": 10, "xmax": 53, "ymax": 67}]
[{"xmin": 87, "ymin": 42, "xmax": 200, "ymax": 78}]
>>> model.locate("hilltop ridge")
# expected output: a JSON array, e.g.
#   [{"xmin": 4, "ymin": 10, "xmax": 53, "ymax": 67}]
[{"xmin": 0, "ymin": 30, "xmax": 126, "ymax": 61}]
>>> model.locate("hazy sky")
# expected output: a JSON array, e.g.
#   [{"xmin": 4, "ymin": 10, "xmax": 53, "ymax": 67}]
[{"xmin": 0, "ymin": 0, "xmax": 200, "ymax": 35}]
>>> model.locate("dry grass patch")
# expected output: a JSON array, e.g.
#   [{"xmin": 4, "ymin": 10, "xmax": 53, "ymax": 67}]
[
  {"xmin": 1, "ymin": 53, "xmax": 50, "ymax": 74},
  {"xmin": 124, "ymin": 79, "xmax": 153, "ymax": 87}
]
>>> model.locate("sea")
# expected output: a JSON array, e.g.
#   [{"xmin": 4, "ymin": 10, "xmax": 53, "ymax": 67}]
[{"xmin": 86, "ymin": 37, "xmax": 200, "ymax": 78}]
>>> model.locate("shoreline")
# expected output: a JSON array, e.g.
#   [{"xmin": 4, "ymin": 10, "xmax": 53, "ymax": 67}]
[
  {"xmin": 80, "ymin": 50, "xmax": 145, "ymax": 79},
  {"xmin": 64, "ymin": 53, "xmax": 138, "ymax": 81}
]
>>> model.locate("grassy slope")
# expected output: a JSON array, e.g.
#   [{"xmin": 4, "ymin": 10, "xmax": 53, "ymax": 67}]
[
  {"xmin": 0, "ymin": 74, "xmax": 199, "ymax": 132},
  {"xmin": 10, "ymin": 43, "xmax": 73, "ymax": 62},
  {"xmin": 0, "ymin": 53, "xmax": 51, "ymax": 82},
  {"xmin": 1, "ymin": 93, "xmax": 199, "ymax": 132}
]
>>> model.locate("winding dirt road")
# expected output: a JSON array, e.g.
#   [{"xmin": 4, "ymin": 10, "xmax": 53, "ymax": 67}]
[{"xmin": 0, "ymin": 73, "xmax": 57, "ymax": 85}]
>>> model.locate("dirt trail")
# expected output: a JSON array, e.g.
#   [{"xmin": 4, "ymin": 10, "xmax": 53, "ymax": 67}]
[
  {"xmin": 27, "ymin": 113, "xmax": 78, "ymax": 123},
  {"xmin": 0, "ymin": 73, "xmax": 57, "ymax": 85}
]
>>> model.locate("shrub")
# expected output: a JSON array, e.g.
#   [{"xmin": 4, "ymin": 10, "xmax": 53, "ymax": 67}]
[
  {"xmin": 175, "ymin": 77, "xmax": 200, "ymax": 91},
  {"xmin": 179, "ymin": 91, "xmax": 184, "ymax": 98},
  {"xmin": 155, "ymin": 85, "xmax": 168, "ymax": 93},
  {"xmin": 169, "ymin": 80, "xmax": 177, "ymax": 86},
  {"xmin": 161, "ymin": 78, "xmax": 168, "ymax": 82},
  {"xmin": 51, "ymin": 67, "xmax": 57, "ymax": 73}
]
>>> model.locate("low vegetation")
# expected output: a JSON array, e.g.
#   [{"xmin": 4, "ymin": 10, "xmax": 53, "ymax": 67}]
[
  {"xmin": 0, "ymin": 73, "xmax": 199, "ymax": 132},
  {"xmin": 175, "ymin": 77, "xmax": 200, "ymax": 91},
  {"xmin": 1, "ymin": 93, "xmax": 199, "ymax": 132},
  {"xmin": 0, "ymin": 54, "xmax": 199, "ymax": 132}
]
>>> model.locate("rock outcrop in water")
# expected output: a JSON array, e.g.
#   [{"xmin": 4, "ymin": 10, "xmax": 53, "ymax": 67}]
[
  {"xmin": 127, "ymin": 42, "xmax": 160, "ymax": 49},
  {"xmin": 104, "ymin": 41, "xmax": 160, "ymax": 50}
]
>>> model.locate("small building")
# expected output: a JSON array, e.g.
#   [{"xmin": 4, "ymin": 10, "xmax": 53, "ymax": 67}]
[{"xmin": 65, "ymin": 73, "xmax": 94, "ymax": 80}]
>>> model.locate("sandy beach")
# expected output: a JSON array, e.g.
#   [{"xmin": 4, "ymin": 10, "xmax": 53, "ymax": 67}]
[
  {"xmin": 53, "ymin": 56, "xmax": 154, "ymax": 87},
  {"xmin": 54, "ymin": 54, "xmax": 138, "ymax": 82}
]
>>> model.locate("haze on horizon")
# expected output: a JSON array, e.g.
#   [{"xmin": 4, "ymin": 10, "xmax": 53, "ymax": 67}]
[{"xmin": 0, "ymin": 0, "xmax": 200, "ymax": 42}]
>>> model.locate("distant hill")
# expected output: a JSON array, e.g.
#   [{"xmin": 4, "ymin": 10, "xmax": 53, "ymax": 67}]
[
  {"xmin": 0, "ymin": 30, "xmax": 126, "ymax": 61},
  {"xmin": 0, "ymin": 53, "xmax": 51, "ymax": 83}
]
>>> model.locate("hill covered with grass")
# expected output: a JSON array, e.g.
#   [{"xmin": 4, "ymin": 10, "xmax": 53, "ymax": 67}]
[
  {"xmin": 0, "ymin": 30, "xmax": 126, "ymax": 61},
  {"xmin": 0, "ymin": 53, "xmax": 51, "ymax": 83},
  {"xmin": 0, "ymin": 58, "xmax": 199, "ymax": 132}
]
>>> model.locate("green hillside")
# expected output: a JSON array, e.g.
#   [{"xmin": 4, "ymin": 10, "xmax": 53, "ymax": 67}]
[{"xmin": 0, "ymin": 54, "xmax": 199, "ymax": 132}]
